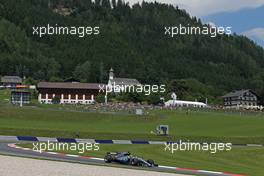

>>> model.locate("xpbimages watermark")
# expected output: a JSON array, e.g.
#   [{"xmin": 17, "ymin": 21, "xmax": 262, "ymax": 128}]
[
  {"xmin": 32, "ymin": 24, "xmax": 100, "ymax": 37},
  {"xmin": 32, "ymin": 141, "xmax": 100, "ymax": 154},
  {"xmin": 165, "ymin": 24, "xmax": 232, "ymax": 38},
  {"xmin": 99, "ymin": 83, "xmax": 166, "ymax": 96},
  {"xmin": 164, "ymin": 141, "xmax": 232, "ymax": 154}
]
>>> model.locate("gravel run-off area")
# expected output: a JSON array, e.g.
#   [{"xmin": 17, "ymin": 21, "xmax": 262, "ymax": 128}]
[{"xmin": 0, "ymin": 155, "xmax": 186, "ymax": 176}]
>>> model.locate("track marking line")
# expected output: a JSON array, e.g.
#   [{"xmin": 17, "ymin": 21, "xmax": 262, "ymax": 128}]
[
  {"xmin": 198, "ymin": 170, "xmax": 223, "ymax": 174},
  {"xmin": 223, "ymin": 172, "xmax": 247, "ymax": 176},
  {"xmin": 65, "ymin": 154, "xmax": 79, "ymax": 157},
  {"xmin": 46, "ymin": 152, "xmax": 58, "ymax": 155},
  {"xmin": 247, "ymin": 144, "xmax": 263, "ymax": 147},
  {"xmin": 176, "ymin": 167, "xmax": 199, "ymax": 172},
  {"xmin": 158, "ymin": 165, "xmax": 177, "ymax": 169}
]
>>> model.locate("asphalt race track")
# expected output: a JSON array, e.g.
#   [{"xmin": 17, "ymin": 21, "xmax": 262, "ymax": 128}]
[{"xmin": 0, "ymin": 139, "xmax": 243, "ymax": 176}]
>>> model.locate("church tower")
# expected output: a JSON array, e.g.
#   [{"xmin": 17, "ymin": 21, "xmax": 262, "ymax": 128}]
[{"xmin": 109, "ymin": 68, "xmax": 114, "ymax": 80}]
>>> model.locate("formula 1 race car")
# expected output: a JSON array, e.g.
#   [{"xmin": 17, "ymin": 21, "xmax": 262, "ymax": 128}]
[{"xmin": 104, "ymin": 152, "xmax": 158, "ymax": 167}]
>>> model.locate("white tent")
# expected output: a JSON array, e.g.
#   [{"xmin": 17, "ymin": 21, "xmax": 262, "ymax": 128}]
[{"xmin": 165, "ymin": 100, "xmax": 207, "ymax": 108}]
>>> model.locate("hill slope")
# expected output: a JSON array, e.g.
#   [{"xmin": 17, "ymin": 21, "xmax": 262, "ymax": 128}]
[{"xmin": 0, "ymin": 0, "xmax": 264, "ymax": 102}]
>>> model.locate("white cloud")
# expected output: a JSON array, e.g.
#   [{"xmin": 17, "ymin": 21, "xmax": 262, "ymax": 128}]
[
  {"xmin": 207, "ymin": 21, "xmax": 216, "ymax": 27},
  {"xmin": 125, "ymin": 0, "xmax": 264, "ymax": 17},
  {"xmin": 242, "ymin": 28, "xmax": 264, "ymax": 41}
]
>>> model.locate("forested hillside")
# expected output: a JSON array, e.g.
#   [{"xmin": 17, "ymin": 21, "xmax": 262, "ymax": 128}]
[{"xmin": 0, "ymin": 0, "xmax": 264, "ymax": 103}]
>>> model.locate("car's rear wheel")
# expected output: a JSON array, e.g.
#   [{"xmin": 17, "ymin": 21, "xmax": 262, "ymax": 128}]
[{"xmin": 131, "ymin": 158, "xmax": 139, "ymax": 166}]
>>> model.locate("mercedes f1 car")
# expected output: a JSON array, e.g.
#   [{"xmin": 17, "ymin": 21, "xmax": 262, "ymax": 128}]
[{"xmin": 104, "ymin": 152, "xmax": 158, "ymax": 167}]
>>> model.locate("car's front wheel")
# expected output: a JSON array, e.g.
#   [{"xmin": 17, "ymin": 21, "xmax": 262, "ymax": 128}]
[
  {"xmin": 104, "ymin": 155, "xmax": 112, "ymax": 163},
  {"xmin": 147, "ymin": 159, "xmax": 156, "ymax": 166}
]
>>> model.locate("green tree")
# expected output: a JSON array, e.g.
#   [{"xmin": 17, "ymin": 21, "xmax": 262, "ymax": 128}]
[{"xmin": 73, "ymin": 61, "xmax": 91, "ymax": 82}]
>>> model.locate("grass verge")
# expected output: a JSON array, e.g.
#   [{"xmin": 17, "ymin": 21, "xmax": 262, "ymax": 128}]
[{"xmin": 1, "ymin": 106, "xmax": 264, "ymax": 143}]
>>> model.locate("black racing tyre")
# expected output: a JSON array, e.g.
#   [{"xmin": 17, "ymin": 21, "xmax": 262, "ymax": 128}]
[
  {"xmin": 147, "ymin": 159, "xmax": 155, "ymax": 166},
  {"xmin": 131, "ymin": 158, "xmax": 139, "ymax": 166},
  {"xmin": 104, "ymin": 154, "xmax": 112, "ymax": 163}
]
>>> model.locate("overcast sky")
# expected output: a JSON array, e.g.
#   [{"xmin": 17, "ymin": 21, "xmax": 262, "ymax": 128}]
[{"xmin": 126, "ymin": 0, "xmax": 264, "ymax": 17}]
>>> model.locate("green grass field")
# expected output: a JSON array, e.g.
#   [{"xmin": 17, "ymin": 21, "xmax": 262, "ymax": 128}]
[
  {"xmin": 1, "ymin": 93, "xmax": 264, "ymax": 175},
  {"xmin": 1, "ymin": 89, "xmax": 264, "ymax": 175},
  {"xmin": 19, "ymin": 143, "xmax": 264, "ymax": 176},
  {"xmin": 0, "ymin": 89, "xmax": 10, "ymax": 104},
  {"xmin": 1, "ymin": 105, "xmax": 264, "ymax": 144}
]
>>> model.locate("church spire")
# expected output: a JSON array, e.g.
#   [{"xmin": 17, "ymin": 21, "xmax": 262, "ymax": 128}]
[{"xmin": 109, "ymin": 67, "xmax": 114, "ymax": 80}]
